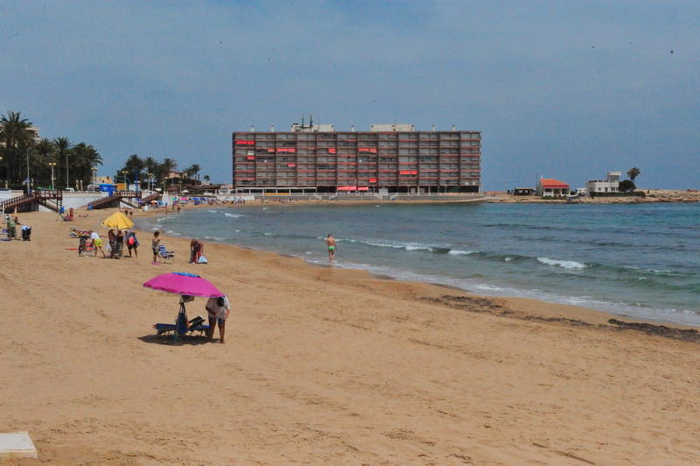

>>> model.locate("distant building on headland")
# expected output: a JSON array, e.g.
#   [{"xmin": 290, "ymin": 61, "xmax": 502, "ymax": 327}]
[
  {"xmin": 586, "ymin": 171, "xmax": 621, "ymax": 194},
  {"xmin": 231, "ymin": 123, "xmax": 481, "ymax": 194},
  {"xmin": 536, "ymin": 178, "xmax": 570, "ymax": 197},
  {"xmin": 513, "ymin": 187, "xmax": 534, "ymax": 196}
]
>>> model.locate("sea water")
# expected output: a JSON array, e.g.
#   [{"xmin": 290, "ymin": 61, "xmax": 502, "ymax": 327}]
[{"xmin": 139, "ymin": 202, "xmax": 700, "ymax": 326}]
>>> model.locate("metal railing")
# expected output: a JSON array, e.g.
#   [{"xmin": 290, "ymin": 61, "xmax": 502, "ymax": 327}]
[{"xmin": 0, "ymin": 190, "xmax": 63, "ymax": 213}]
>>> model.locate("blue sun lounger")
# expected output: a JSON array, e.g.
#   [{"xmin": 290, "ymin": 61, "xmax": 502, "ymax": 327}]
[
  {"xmin": 158, "ymin": 244, "xmax": 175, "ymax": 263},
  {"xmin": 154, "ymin": 309, "xmax": 209, "ymax": 338}
]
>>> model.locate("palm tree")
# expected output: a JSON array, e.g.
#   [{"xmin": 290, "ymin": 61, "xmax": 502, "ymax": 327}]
[
  {"xmin": 34, "ymin": 138, "xmax": 57, "ymax": 187},
  {"xmin": 53, "ymin": 137, "xmax": 73, "ymax": 189},
  {"xmin": 159, "ymin": 158, "xmax": 178, "ymax": 187},
  {"xmin": 190, "ymin": 163, "xmax": 201, "ymax": 181},
  {"xmin": 143, "ymin": 156, "xmax": 158, "ymax": 190},
  {"xmin": 115, "ymin": 154, "xmax": 145, "ymax": 187},
  {"xmin": 0, "ymin": 111, "xmax": 34, "ymax": 183},
  {"xmin": 71, "ymin": 143, "xmax": 103, "ymax": 189},
  {"xmin": 83, "ymin": 145, "xmax": 102, "ymax": 188},
  {"xmin": 144, "ymin": 156, "xmax": 157, "ymax": 174},
  {"xmin": 203, "ymin": 175, "xmax": 211, "ymax": 183},
  {"xmin": 627, "ymin": 167, "xmax": 640, "ymax": 181}
]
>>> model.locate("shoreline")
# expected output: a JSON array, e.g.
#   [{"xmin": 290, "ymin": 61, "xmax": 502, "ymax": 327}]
[
  {"xmin": 2, "ymin": 208, "xmax": 699, "ymax": 464},
  {"xmin": 143, "ymin": 187, "xmax": 700, "ymax": 208},
  {"xmin": 136, "ymin": 202, "xmax": 700, "ymax": 330}
]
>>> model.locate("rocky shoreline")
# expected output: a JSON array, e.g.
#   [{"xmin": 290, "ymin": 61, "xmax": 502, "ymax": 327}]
[{"xmin": 485, "ymin": 189, "xmax": 700, "ymax": 204}]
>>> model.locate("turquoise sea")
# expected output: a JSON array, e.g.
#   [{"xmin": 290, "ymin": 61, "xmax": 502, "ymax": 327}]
[{"xmin": 139, "ymin": 202, "xmax": 700, "ymax": 326}]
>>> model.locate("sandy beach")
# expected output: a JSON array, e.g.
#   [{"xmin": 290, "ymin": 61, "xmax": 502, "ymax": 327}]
[{"xmin": 1, "ymin": 208, "xmax": 699, "ymax": 465}]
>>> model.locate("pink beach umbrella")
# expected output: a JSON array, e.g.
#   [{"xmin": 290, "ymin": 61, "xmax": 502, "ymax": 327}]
[{"xmin": 143, "ymin": 272, "xmax": 224, "ymax": 298}]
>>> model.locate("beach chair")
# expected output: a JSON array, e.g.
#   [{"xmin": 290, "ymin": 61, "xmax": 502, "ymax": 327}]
[
  {"xmin": 158, "ymin": 244, "xmax": 175, "ymax": 263},
  {"xmin": 153, "ymin": 309, "xmax": 209, "ymax": 338}
]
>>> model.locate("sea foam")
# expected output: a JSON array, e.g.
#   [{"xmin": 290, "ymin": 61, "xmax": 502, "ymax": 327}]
[{"xmin": 537, "ymin": 257, "xmax": 587, "ymax": 269}]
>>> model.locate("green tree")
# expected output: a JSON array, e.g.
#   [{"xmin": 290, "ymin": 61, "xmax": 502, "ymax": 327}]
[
  {"xmin": 619, "ymin": 179, "xmax": 636, "ymax": 193},
  {"xmin": 71, "ymin": 143, "xmax": 102, "ymax": 188},
  {"xmin": 627, "ymin": 167, "xmax": 640, "ymax": 181},
  {"xmin": 142, "ymin": 156, "xmax": 158, "ymax": 189},
  {"xmin": 0, "ymin": 110, "xmax": 34, "ymax": 184},
  {"xmin": 33, "ymin": 138, "xmax": 57, "ymax": 187},
  {"xmin": 53, "ymin": 137, "xmax": 73, "ymax": 189},
  {"xmin": 184, "ymin": 163, "xmax": 201, "ymax": 182},
  {"xmin": 117, "ymin": 154, "xmax": 145, "ymax": 185},
  {"xmin": 158, "ymin": 158, "xmax": 178, "ymax": 186},
  {"xmin": 203, "ymin": 175, "xmax": 210, "ymax": 183}
]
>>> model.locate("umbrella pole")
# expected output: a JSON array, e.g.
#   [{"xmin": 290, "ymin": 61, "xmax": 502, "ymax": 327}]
[{"xmin": 174, "ymin": 300, "xmax": 188, "ymax": 341}]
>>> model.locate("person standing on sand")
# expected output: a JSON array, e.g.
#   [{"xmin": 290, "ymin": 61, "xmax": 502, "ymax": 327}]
[
  {"xmin": 152, "ymin": 231, "xmax": 161, "ymax": 263},
  {"xmin": 206, "ymin": 295, "xmax": 231, "ymax": 343},
  {"xmin": 108, "ymin": 228, "xmax": 117, "ymax": 258},
  {"xmin": 126, "ymin": 230, "xmax": 139, "ymax": 258},
  {"xmin": 91, "ymin": 230, "xmax": 106, "ymax": 258},
  {"xmin": 325, "ymin": 233, "xmax": 336, "ymax": 264},
  {"xmin": 115, "ymin": 229, "xmax": 124, "ymax": 258},
  {"xmin": 6, "ymin": 215, "xmax": 16, "ymax": 240}
]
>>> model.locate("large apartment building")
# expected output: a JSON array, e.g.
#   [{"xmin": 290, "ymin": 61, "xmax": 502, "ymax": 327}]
[{"xmin": 232, "ymin": 123, "xmax": 481, "ymax": 193}]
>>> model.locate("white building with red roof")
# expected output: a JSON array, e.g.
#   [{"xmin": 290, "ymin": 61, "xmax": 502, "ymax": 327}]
[{"xmin": 536, "ymin": 178, "xmax": 570, "ymax": 197}]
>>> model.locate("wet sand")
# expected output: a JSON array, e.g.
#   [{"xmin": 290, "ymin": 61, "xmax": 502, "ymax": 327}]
[{"xmin": 1, "ymin": 208, "xmax": 699, "ymax": 465}]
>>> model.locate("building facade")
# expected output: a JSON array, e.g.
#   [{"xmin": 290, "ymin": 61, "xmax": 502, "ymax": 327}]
[
  {"xmin": 536, "ymin": 178, "xmax": 570, "ymax": 197},
  {"xmin": 586, "ymin": 171, "xmax": 621, "ymax": 194},
  {"xmin": 232, "ymin": 124, "xmax": 481, "ymax": 193}
]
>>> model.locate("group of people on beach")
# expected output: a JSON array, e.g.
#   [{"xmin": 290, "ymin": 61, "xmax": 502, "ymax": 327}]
[
  {"xmin": 78, "ymin": 228, "xmax": 139, "ymax": 259},
  {"xmin": 148, "ymin": 231, "xmax": 206, "ymax": 265},
  {"xmin": 106, "ymin": 228, "xmax": 139, "ymax": 259}
]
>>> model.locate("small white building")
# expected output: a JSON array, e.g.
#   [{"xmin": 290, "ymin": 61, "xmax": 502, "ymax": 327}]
[
  {"xmin": 536, "ymin": 178, "xmax": 570, "ymax": 197},
  {"xmin": 586, "ymin": 171, "xmax": 621, "ymax": 194}
]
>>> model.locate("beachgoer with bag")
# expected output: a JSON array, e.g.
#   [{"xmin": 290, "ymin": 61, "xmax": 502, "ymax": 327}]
[{"xmin": 126, "ymin": 231, "xmax": 139, "ymax": 258}]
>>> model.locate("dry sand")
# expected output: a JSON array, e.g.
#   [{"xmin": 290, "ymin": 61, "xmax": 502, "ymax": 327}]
[{"xmin": 1, "ymin": 208, "xmax": 699, "ymax": 465}]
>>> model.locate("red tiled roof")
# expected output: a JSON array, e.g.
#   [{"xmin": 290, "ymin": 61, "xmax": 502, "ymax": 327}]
[{"xmin": 540, "ymin": 178, "xmax": 570, "ymax": 189}]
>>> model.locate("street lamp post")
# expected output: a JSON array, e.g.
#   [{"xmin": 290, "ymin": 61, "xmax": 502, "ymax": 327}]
[
  {"xmin": 120, "ymin": 171, "xmax": 130, "ymax": 190},
  {"xmin": 26, "ymin": 147, "xmax": 31, "ymax": 193},
  {"xmin": 49, "ymin": 162, "xmax": 56, "ymax": 190}
]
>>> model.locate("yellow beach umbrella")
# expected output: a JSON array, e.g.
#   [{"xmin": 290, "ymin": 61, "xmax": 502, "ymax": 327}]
[{"xmin": 102, "ymin": 211, "xmax": 134, "ymax": 230}]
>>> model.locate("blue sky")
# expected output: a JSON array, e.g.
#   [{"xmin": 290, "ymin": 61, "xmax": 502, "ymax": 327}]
[{"xmin": 1, "ymin": 0, "xmax": 698, "ymax": 189}]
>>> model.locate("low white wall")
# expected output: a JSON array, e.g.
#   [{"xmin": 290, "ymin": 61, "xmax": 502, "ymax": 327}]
[
  {"xmin": 0, "ymin": 190, "xmax": 24, "ymax": 201},
  {"xmin": 37, "ymin": 192, "xmax": 108, "ymax": 212}
]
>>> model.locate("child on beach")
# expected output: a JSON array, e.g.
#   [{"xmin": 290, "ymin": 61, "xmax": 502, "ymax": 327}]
[
  {"xmin": 91, "ymin": 230, "xmax": 106, "ymax": 258},
  {"xmin": 126, "ymin": 231, "xmax": 139, "ymax": 258},
  {"xmin": 152, "ymin": 231, "xmax": 161, "ymax": 263}
]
